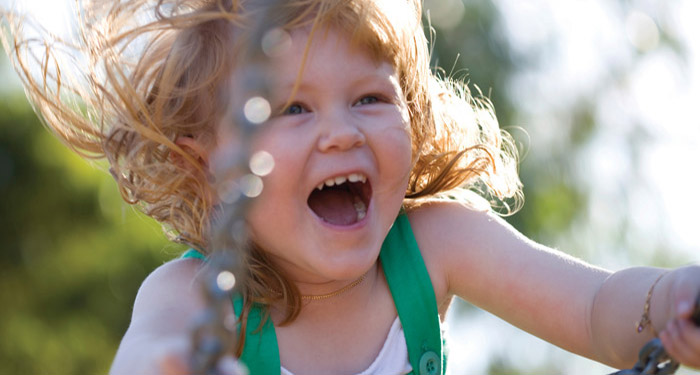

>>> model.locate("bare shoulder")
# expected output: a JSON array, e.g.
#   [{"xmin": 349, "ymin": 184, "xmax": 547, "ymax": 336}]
[
  {"xmin": 131, "ymin": 257, "xmax": 206, "ymax": 318},
  {"xmin": 121, "ymin": 257, "xmax": 210, "ymax": 343},
  {"xmin": 405, "ymin": 198, "xmax": 553, "ymax": 305},
  {"xmin": 406, "ymin": 197, "xmax": 517, "ymax": 254},
  {"xmin": 405, "ymin": 198, "xmax": 509, "ymax": 305},
  {"xmin": 406, "ymin": 197, "xmax": 504, "ymax": 232}
]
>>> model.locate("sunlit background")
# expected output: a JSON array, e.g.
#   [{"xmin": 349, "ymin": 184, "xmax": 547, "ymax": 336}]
[{"xmin": 1, "ymin": 0, "xmax": 699, "ymax": 374}]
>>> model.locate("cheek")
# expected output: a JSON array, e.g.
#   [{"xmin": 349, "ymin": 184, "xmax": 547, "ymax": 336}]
[
  {"xmin": 394, "ymin": 132, "xmax": 413, "ymax": 177},
  {"xmin": 245, "ymin": 193, "xmax": 284, "ymax": 255},
  {"xmin": 244, "ymin": 148, "xmax": 300, "ymax": 231},
  {"xmin": 370, "ymin": 124, "xmax": 413, "ymax": 199},
  {"xmin": 251, "ymin": 124, "xmax": 305, "ymax": 168},
  {"xmin": 379, "ymin": 119, "xmax": 413, "ymax": 167}
]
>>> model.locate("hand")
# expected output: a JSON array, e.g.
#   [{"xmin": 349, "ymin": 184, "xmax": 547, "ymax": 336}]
[
  {"xmin": 659, "ymin": 266, "xmax": 700, "ymax": 369},
  {"xmin": 112, "ymin": 334, "xmax": 247, "ymax": 375}
]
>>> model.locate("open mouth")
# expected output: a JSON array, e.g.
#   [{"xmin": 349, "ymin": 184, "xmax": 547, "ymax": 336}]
[{"xmin": 307, "ymin": 173, "xmax": 372, "ymax": 226}]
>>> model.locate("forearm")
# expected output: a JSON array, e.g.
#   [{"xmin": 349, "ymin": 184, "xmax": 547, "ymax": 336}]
[{"xmin": 590, "ymin": 266, "xmax": 685, "ymax": 368}]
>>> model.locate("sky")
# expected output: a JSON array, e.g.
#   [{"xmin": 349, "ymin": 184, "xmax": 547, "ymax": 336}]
[{"xmin": 501, "ymin": 0, "xmax": 700, "ymax": 264}]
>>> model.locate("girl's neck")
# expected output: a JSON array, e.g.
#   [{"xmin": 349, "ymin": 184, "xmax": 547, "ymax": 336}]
[
  {"xmin": 273, "ymin": 261, "xmax": 399, "ymax": 375},
  {"xmin": 300, "ymin": 272, "xmax": 369, "ymax": 301},
  {"xmin": 271, "ymin": 261, "xmax": 383, "ymax": 324}
]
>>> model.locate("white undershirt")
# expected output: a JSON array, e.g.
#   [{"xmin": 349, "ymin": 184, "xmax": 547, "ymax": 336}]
[{"xmin": 280, "ymin": 316, "xmax": 413, "ymax": 375}]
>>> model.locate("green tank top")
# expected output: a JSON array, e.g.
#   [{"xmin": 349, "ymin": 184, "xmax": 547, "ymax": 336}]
[{"xmin": 182, "ymin": 214, "xmax": 446, "ymax": 375}]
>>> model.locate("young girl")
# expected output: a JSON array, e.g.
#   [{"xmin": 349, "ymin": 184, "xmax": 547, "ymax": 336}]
[{"xmin": 3, "ymin": 0, "xmax": 699, "ymax": 374}]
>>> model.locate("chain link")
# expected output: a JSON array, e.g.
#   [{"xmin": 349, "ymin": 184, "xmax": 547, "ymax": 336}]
[
  {"xmin": 609, "ymin": 338, "xmax": 679, "ymax": 375},
  {"xmin": 187, "ymin": 1, "xmax": 283, "ymax": 374},
  {"xmin": 190, "ymin": 252, "xmax": 243, "ymax": 375}
]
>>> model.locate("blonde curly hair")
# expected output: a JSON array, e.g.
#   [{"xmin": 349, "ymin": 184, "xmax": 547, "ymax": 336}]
[{"xmin": 2, "ymin": 0, "xmax": 522, "ymax": 346}]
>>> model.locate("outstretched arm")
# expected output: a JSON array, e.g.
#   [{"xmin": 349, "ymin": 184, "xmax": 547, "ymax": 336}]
[{"xmin": 409, "ymin": 199, "xmax": 700, "ymax": 369}]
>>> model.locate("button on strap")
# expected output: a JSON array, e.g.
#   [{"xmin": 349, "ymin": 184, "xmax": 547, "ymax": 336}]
[{"xmin": 419, "ymin": 350, "xmax": 440, "ymax": 375}]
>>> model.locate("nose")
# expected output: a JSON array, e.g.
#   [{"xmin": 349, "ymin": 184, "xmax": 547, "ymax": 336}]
[{"xmin": 317, "ymin": 111, "xmax": 366, "ymax": 152}]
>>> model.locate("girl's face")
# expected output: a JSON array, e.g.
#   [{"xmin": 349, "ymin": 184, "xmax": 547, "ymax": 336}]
[{"xmin": 225, "ymin": 27, "xmax": 412, "ymax": 285}]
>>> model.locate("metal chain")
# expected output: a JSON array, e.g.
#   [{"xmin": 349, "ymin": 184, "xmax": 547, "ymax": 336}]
[
  {"xmin": 190, "ymin": 251, "xmax": 244, "ymax": 375},
  {"xmin": 609, "ymin": 294, "xmax": 700, "ymax": 375},
  {"xmin": 609, "ymin": 338, "xmax": 680, "ymax": 375},
  {"xmin": 188, "ymin": 1, "xmax": 284, "ymax": 374}
]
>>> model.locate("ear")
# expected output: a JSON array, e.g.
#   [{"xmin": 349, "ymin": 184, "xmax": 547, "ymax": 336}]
[{"xmin": 170, "ymin": 136, "xmax": 210, "ymax": 172}]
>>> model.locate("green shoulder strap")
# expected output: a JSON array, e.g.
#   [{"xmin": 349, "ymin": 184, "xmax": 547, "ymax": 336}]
[
  {"xmin": 181, "ymin": 249, "xmax": 281, "ymax": 374},
  {"xmin": 233, "ymin": 296, "xmax": 281, "ymax": 374},
  {"xmin": 380, "ymin": 214, "xmax": 445, "ymax": 375},
  {"xmin": 181, "ymin": 248, "xmax": 207, "ymax": 261}
]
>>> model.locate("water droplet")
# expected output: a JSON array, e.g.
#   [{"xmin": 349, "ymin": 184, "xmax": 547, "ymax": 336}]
[
  {"xmin": 244, "ymin": 96, "xmax": 271, "ymax": 124},
  {"xmin": 230, "ymin": 220, "xmax": 247, "ymax": 240},
  {"xmin": 239, "ymin": 174, "xmax": 263, "ymax": 197},
  {"xmin": 262, "ymin": 28, "xmax": 292, "ymax": 57},
  {"xmin": 250, "ymin": 150, "xmax": 275, "ymax": 176},
  {"xmin": 223, "ymin": 313, "xmax": 238, "ymax": 331},
  {"xmin": 216, "ymin": 270, "xmax": 236, "ymax": 292},
  {"xmin": 216, "ymin": 179, "xmax": 241, "ymax": 204}
]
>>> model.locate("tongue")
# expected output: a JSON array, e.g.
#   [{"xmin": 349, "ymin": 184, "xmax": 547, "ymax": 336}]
[{"xmin": 308, "ymin": 187, "xmax": 359, "ymax": 226}]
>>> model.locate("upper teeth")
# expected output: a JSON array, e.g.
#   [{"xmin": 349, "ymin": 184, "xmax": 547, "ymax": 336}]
[{"xmin": 316, "ymin": 173, "xmax": 367, "ymax": 190}]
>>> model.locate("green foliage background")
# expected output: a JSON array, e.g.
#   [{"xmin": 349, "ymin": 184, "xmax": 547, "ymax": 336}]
[
  {"xmin": 0, "ymin": 0, "xmax": 695, "ymax": 374},
  {"xmin": 0, "ymin": 94, "xmax": 177, "ymax": 373}
]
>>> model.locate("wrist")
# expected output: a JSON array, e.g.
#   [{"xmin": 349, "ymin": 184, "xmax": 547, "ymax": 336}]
[
  {"xmin": 637, "ymin": 271, "xmax": 668, "ymax": 337},
  {"xmin": 649, "ymin": 265, "xmax": 700, "ymax": 335}
]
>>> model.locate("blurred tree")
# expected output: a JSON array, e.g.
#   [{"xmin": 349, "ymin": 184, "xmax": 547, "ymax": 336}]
[
  {"xmin": 425, "ymin": 0, "xmax": 587, "ymax": 245},
  {"xmin": 0, "ymin": 56, "xmax": 174, "ymax": 374}
]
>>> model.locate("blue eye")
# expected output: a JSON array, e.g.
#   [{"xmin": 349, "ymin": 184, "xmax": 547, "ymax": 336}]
[
  {"xmin": 356, "ymin": 96, "xmax": 379, "ymax": 105},
  {"xmin": 283, "ymin": 103, "xmax": 307, "ymax": 115}
]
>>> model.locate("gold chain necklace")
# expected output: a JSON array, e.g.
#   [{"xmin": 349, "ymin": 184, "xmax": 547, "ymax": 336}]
[{"xmin": 301, "ymin": 273, "xmax": 367, "ymax": 301}]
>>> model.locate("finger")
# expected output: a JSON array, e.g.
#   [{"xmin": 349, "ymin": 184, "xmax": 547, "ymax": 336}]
[
  {"xmin": 678, "ymin": 317, "xmax": 700, "ymax": 345},
  {"xmin": 677, "ymin": 299, "xmax": 693, "ymax": 320},
  {"xmin": 675, "ymin": 319, "xmax": 700, "ymax": 368},
  {"xmin": 662, "ymin": 319, "xmax": 700, "ymax": 369},
  {"xmin": 159, "ymin": 353, "xmax": 191, "ymax": 375},
  {"xmin": 691, "ymin": 294, "xmax": 700, "ymax": 325},
  {"xmin": 669, "ymin": 267, "xmax": 700, "ymax": 320},
  {"xmin": 218, "ymin": 356, "xmax": 249, "ymax": 375},
  {"xmin": 671, "ymin": 289, "xmax": 693, "ymax": 320},
  {"xmin": 660, "ymin": 324, "xmax": 680, "ymax": 362}
]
